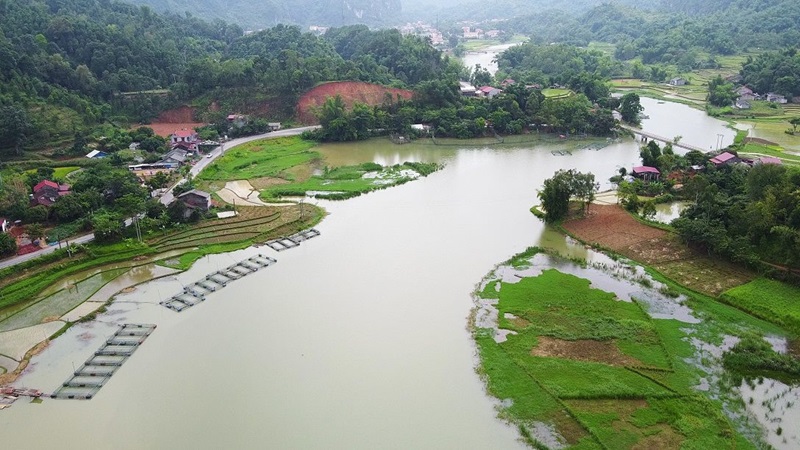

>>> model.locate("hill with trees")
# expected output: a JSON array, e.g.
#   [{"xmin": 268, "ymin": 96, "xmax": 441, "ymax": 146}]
[
  {"xmin": 497, "ymin": 0, "xmax": 800, "ymax": 67},
  {"xmin": 123, "ymin": 0, "xmax": 402, "ymax": 29},
  {"xmin": 0, "ymin": 2, "xmax": 458, "ymax": 157}
]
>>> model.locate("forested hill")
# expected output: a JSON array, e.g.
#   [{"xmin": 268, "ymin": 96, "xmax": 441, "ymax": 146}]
[
  {"xmin": 0, "ymin": 0, "xmax": 243, "ymax": 150},
  {"xmin": 501, "ymin": 0, "xmax": 800, "ymax": 65},
  {"xmin": 0, "ymin": 0, "xmax": 458, "ymax": 154},
  {"xmin": 406, "ymin": 0, "xmax": 660, "ymax": 23},
  {"xmin": 123, "ymin": 0, "xmax": 402, "ymax": 29}
]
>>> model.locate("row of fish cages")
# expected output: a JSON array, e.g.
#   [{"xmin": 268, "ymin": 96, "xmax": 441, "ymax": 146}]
[
  {"xmin": 50, "ymin": 324, "xmax": 156, "ymax": 400},
  {"xmin": 265, "ymin": 228, "xmax": 320, "ymax": 252},
  {"xmin": 160, "ymin": 254, "xmax": 277, "ymax": 312}
]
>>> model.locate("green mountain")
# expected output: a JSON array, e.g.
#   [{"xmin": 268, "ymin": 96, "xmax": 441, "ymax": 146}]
[{"xmin": 122, "ymin": 0, "xmax": 402, "ymax": 30}]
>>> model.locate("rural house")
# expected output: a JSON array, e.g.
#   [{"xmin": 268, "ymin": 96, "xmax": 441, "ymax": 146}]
[
  {"xmin": 478, "ymin": 86, "xmax": 503, "ymax": 99},
  {"xmin": 170, "ymin": 129, "xmax": 199, "ymax": 152},
  {"xmin": 710, "ymin": 151, "xmax": 740, "ymax": 167},
  {"xmin": 755, "ymin": 156, "xmax": 782, "ymax": 166},
  {"xmin": 459, "ymin": 81, "xmax": 478, "ymax": 97},
  {"xmin": 161, "ymin": 148, "xmax": 189, "ymax": 165},
  {"xmin": 632, "ymin": 166, "xmax": 661, "ymax": 181},
  {"xmin": 668, "ymin": 77, "xmax": 687, "ymax": 86},
  {"xmin": 226, "ymin": 114, "xmax": 248, "ymax": 128},
  {"xmin": 32, "ymin": 180, "xmax": 71, "ymax": 207},
  {"xmin": 766, "ymin": 93, "xmax": 788, "ymax": 104},
  {"xmin": 178, "ymin": 189, "xmax": 211, "ymax": 211}
]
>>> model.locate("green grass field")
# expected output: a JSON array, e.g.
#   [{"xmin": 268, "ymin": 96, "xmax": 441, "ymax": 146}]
[
  {"xmin": 24, "ymin": 166, "xmax": 81, "ymax": 182},
  {"xmin": 542, "ymin": 88, "xmax": 573, "ymax": 99},
  {"xmin": 261, "ymin": 162, "xmax": 437, "ymax": 200},
  {"xmin": 722, "ymin": 278, "xmax": 800, "ymax": 335},
  {"xmin": 197, "ymin": 136, "xmax": 319, "ymax": 182}
]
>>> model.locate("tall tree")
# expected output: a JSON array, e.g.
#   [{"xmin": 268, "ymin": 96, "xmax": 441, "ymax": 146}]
[
  {"xmin": 619, "ymin": 92, "xmax": 643, "ymax": 124},
  {"xmin": 0, "ymin": 105, "xmax": 34, "ymax": 155},
  {"xmin": 0, "ymin": 232, "xmax": 17, "ymax": 257}
]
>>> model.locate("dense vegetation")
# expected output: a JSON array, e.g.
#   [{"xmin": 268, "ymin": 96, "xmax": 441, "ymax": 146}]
[
  {"xmin": 0, "ymin": 0, "xmax": 241, "ymax": 149},
  {"xmin": 496, "ymin": 43, "xmax": 623, "ymax": 89},
  {"xmin": 0, "ymin": 2, "xmax": 460, "ymax": 155},
  {"xmin": 740, "ymin": 49, "xmax": 800, "ymax": 98},
  {"xmin": 125, "ymin": 0, "xmax": 401, "ymax": 29},
  {"xmin": 538, "ymin": 170, "xmax": 599, "ymax": 222},
  {"xmin": 499, "ymin": 1, "xmax": 800, "ymax": 68},
  {"xmin": 310, "ymin": 42, "xmax": 636, "ymax": 142},
  {"xmin": 673, "ymin": 162, "xmax": 800, "ymax": 269}
]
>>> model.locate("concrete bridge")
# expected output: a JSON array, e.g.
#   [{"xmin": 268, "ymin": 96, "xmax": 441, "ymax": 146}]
[{"xmin": 620, "ymin": 124, "xmax": 708, "ymax": 153}]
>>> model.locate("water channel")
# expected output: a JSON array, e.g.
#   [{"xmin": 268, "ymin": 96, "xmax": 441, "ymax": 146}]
[{"xmin": 1, "ymin": 101, "xmax": 744, "ymax": 448}]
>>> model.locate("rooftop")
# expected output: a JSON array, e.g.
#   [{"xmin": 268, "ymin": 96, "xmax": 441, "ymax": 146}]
[
  {"xmin": 632, "ymin": 166, "xmax": 661, "ymax": 174},
  {"xmin": 710, "ymin": 152, "xmax": 737, "ymax": 165}
]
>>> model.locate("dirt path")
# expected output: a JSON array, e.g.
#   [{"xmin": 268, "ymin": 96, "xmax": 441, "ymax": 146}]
[{"xmin": 563, "ymin": 204, "xmax": 753, "ymax": 296}]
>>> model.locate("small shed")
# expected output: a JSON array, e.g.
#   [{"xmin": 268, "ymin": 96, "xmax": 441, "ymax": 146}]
[
  {"xmin": 632, "ymin": 166, "xmax": 661, "ymax": 181},
  {"xmin": 85, "ymin": 150, "xmax": 108, "ymax": 159}
]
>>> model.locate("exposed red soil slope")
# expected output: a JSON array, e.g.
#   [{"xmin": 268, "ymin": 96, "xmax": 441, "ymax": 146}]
[
  {"xmin": 155, "ymin": 105, "xmax": 197, "ymax": 123},
  {"xmin": 147, "ymin": 122, "xmax": 206, "ymax": 137},
  {"xmin": 297, "ymin": 81, "xmax": 414, "ymax": 124},
  {"xmin": 144, "ymin": 105, "xmax": 207, "ymax": 137}
]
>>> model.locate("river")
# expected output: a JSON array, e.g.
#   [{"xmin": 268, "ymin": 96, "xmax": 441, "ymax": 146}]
[
  {"xmin": 461, "ymin": 43, "xmax": 519, "ymax": 75},
  {"xmin": 1, "ymin": 101, "xmax": 736, "ymax": 449}
]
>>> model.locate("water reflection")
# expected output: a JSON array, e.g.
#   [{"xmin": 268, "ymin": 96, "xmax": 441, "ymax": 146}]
[{"xmin": 653, "ymin": 201, "xmax": 689, "ymax": 224}]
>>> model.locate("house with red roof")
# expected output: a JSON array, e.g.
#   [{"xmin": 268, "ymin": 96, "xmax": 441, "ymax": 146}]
[
  {"xmin": 632, "ymin": 166, "xmax": 661, "ymax": 181},
  {"xmin": 478, "ymin": 86, "xmax": 503, "ymax": 99},
  {"xmin": 170, "ymin": 129, "xmax": 199, "ymax": 152},
  {"xmin": 32, "ymin": 180, "xmax": 71, "ymax": 207},
  {"xmin": 709, "ymin": 151, "xmax": 739, "ymax": 167},
  {"xmin": 756, "ymin": 156, "xmax": 782, "ymax": 166}
]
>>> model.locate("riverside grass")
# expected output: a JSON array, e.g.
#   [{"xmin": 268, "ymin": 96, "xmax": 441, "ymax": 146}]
[
  {"xmin": 262, "ymin": 162, "xmax": 439, "ymax": 201},
  {"xmin": 722, "ymin": 278, "xmax": 800, "ymax": 335},
  {"xmin": 198, "ymin": 136, "xmax": 440, "ymax": 200},
  {"xmin": 473, "ymin": 250, "xmax": 765, "ymax": 449}
]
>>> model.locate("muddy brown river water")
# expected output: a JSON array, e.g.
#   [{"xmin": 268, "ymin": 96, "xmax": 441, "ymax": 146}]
[{"xmin": 1, "ymin": 100, "xmax": 743, "ymax": 449}]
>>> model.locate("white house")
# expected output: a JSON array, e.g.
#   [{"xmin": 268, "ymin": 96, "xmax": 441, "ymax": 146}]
[{"xmin": 766, "ymin": 93, "xmax": 788, "ymax": 104}]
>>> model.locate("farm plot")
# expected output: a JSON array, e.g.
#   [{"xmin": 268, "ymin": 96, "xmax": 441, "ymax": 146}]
[{"xmin": 563, "ymin": 204, "xmax": 753, "ymax": 295}]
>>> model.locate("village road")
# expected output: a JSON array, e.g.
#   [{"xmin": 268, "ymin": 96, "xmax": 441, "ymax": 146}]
[
  {"xmin": 159, "ymin": 125, "xmax": 320, "ymax": 205},
  {"xmin": 0, "ymin": 126, "xmax": 319, "ymax": 270}
]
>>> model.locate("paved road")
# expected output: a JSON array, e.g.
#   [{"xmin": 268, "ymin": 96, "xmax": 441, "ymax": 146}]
[
  {"xmin": 1, "ymin": 126, "xmax": 320, "ymax": 269},
  {"xmin": 0, "ymin": 233, "xmax": 95, "ymax": 269},
  {"xmin": 160, "ymin": 126, "xmax": 320, "ymax": 205}
]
